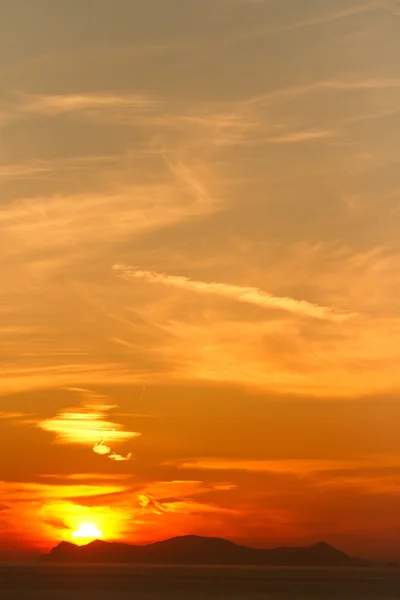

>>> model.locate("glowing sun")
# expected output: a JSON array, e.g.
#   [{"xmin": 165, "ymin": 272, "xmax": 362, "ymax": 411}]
[{"xmin": 72, "ymin": 522, "xmax": 103, "ymax": 541}]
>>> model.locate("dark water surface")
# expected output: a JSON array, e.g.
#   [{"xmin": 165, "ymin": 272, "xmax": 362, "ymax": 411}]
[{"xmin": 1, "ymin": 565, "xmax": 400, "ymax": 600}]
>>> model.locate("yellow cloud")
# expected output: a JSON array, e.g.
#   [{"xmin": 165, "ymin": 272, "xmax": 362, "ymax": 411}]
[
  {"xmin": 0, "ymin": 480, "xmax": 126, "ymax": 502},
  {"xmin": 109, "ymin": 452, "xmax": 133, "ymax": 462},
  {"xmin": 93, "ymin": 440, "xmax": 112, "ymax": 456},
  {"xmin": 39, "ymin": 404, "xmax": 140, "ymax": 448}
]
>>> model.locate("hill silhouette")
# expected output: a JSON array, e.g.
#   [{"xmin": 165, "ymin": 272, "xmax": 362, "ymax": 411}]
[{"xmin": 40, "ymin": 535, "xmax": 381, "ymax": 567}]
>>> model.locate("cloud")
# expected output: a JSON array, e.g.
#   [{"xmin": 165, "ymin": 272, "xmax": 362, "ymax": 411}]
[
  {"xmin": 0, "ymin": 412, "xmax": 25, "ymax": 420},
  {"xmin": 166, "ymin": 457, "xmax": 400, "ymax": 476},
  {"xmin": 38, "ymin": 403, "xmax": 140, "ymax": 449},
  {"xmin": 267, "ymin": 130, "xmax": 334, "ymax": 143},
  {"xmin": 313, "ymin": 473, "xmax": 400, "ymax": 496},
  {"xmin": 243, "ymin": 78, "xmax": 400, "ymax": 116},
  {"xmin": 0, "ymin": 158, "xmax": 220, "ymax": 271},
  {"xmin": 0, "ymin": 155, "xmax": 127, "ymax": 184},
  {"xmin": 39, "ymin": 473, "xmax": 132, "ymax": 482},
  {"xmin": 0, "ymin": 363, "xmax": 146, "ymax": 397},
  {"xmin": 283, "ymin": 0, "xmax": 388, "ymax": 31},
  {"xmin": 34, "ymin": 389, "xmax": 138, "ymax": 461},
  {"xmin": 109, "ymin": 452, "xmax": 133, "ymax": 462},
  {"xmin": 0, "ymin": 189, "xmax": 209, "ymax": 256},
  {"xmin": 24, "ymin": 92, "xmax": 159, "ymax": 114},
  {"xmin": 114, "ymin": 265, "xmax": 353, "ymax": 322},
  {"xmin": 245, "ymin": 1, "xmax": 389, "ymax": 38},
  {"xmin": 0, "ymin": 480, "xmax": 126, "ymax": 502},
  {"xmin": 108, "ymin": 247, "xmax": 400, "ymax": 397},
  {"xmin": 167, "ymin": 160, "xmax": 219, "ymax": 214},
  {"xmin": 0, "ymin": 163, "xmax": 51, "ymax": 182},
  {"xmin": 93, "ymin": 440, "xmax": 112, "ymax": 456},
  {"xmin": 154, "ymin": 315, "xmax": 400, "ymax": 396},
  {"xmin": 1, "ymin": 92, "xmax": 160, "ymax": 127},
  {"xmin": 0, "ymin": 477, "xmax": 241, "ymax": 552},
  {"xmin": 93, "ymin": 439, "xmax": 133, "ymax": 461},
  {"xmin": 137, "ymin": 494, "xmax": 166, "ymax": 515}
]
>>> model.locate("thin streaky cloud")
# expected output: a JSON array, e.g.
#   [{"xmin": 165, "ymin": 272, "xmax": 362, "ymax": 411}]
[
  {"xmin": 0, "ymin": 481, "xmax": 126, "ymax": 502},
  {"xmin": 0, "ymin": 163, "xmax": 51, "ymax": 181},
  {"xmin": 0, "ymin": 177, "xmax": 220, "ymax": 264},
  {"xmin": 0, "ymin": 412, "xmax": 26, "ymax": 420},
  {"xmin": 114, "ymin": 265, "xmax": 354, "ymax": 322},
  {"xmin": 0, "ymin": 362, "xmax": 147, "ymax": 396},
  {"xmin": 39, "ymin": 473, "xmax": 132, "ymax": 481},
  {"xmin": 245, "ymin": 0, "xmax": 388, "ymax": 38},
  {"xmin": 0, "ymin": 155, "xmax": 130, "ymax": 183},
  {"xmin": 0, "ymin": 92, "xmax": 160, "ymax": 127},
  {"xmin": 166, "ymin": 457, "xmax": 400, "ymax": 475},
  {"xmin": 246, "ymin": 78, "xmax": 400, "ymax": 110},
  {"xmin": 267, "ymin": 130, "xmax": 334, "ymax": 143},
  {"xmin": 22, "ymin": 93, "xmax": 160, "ymax": 115}
]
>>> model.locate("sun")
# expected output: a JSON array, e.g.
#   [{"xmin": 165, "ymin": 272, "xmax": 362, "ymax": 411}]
[{"xmin": 72, "ymin": 522, "xmax": 103, "ymax": 542}]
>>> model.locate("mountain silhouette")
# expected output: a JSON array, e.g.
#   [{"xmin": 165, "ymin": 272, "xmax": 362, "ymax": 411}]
[{"xmin": 40, "ymin": 535, "xmax": 381, "ymax": 566}]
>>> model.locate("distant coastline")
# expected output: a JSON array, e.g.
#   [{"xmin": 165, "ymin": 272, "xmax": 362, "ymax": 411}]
[{"xmin": 40, "ymin": 535, "xmax": 397, "ymax": 568}]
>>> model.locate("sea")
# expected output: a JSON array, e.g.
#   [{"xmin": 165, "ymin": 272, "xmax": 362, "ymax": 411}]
[{"xmin": 1, "ymin": 565, "xmax": 400, "ymax": 600}]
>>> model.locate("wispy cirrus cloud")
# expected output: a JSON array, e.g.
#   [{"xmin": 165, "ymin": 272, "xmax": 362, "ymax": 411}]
[
  {"xmin": 243, "ymin": 78, "xmax": 400, "ymax": 116},
  {"xmin": 23, "ymin": 92, "xmax": 159, "ymax": 114},
  {"xmin": 267, "ymin": 130, "xmax": 334, "ymax": 143},
  {"xmin": 0, "ymin": 163, "xmax": 220, "ymax": 264},
  {"xmin": 1, "ymin": 92, "xmax": 160, "ymax": 127},
  {"xmin": 0, "ymin": 155, "xmax": 129, "ymax": 184},
  {"xmin": 0, "ymin": 363, "xmax": 145, "ymax": 396},
  {"xmin": 114, "ymin": 265, "xmax": 353, "ymax": 322},
  {"xmin": 245, "ymin": 0, "xmax": 389, "ymax": 38},
  {"xmin": 39, "ymin": 473, "xmax": 133, "ymax": 482},
  {"xmin": 0, "ymin": 412, "xmax": 26, "ymax": 420},
  {"xmin": 0, "ymin": 480, "xmax": 126, "ymax": 502},
  {"xmin": 0, "ymin": 162, "xmax": 51, "ymax": 182},
  {"xmin": 166, "ymin": 457, "xmax": 400, "ymax": 475}
]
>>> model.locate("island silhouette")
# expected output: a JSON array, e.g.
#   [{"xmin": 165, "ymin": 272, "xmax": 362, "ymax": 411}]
[{"xmin": 40, "ymin": 535, "xmax": 391, "ymax": 567}]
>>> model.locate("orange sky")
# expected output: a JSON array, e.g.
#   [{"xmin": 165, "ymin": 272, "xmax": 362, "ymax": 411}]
[{"xmin": 1, "ymin": 0, "xmax": 400, "ymax": 560}]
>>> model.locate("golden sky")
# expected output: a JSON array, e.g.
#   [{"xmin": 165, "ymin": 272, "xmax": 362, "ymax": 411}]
[{"xmin": 1, "ymin": 0, "xmax": 400, "ymax": 560}]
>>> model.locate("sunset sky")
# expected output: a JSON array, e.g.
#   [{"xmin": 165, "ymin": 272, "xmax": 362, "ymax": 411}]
[{"xmin": 1, "ymin": 0, "xmax": 400, "ymax": 560}]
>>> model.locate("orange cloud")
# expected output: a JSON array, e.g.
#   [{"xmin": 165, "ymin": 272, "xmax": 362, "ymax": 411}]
[
  {"xmin": 114, "ymin": 265, "xmax": 353, "ymax": 322},
  {"xmin": 0, "ymin": 480, "xmax": 126, "ymax": 502},
  {"xmin": 0, "ymin": 412, "xmax": 25, "ymax": 420},
  {"xmin": 38, "ymin": 403, "xmax": 140, "ymax": 460},
  {"xmin": 23, "ymin": 92, "xmax": 159, "ymax": 115},
  {"xmin": 166, "ymin": 457, "xmax": 400, "ymax": 475},
  {"xmin": 138, "ymin": 494, "xmax": 166, "ymax": 515}
]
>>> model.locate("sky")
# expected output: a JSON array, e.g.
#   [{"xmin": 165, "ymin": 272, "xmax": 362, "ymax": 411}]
[{"xmin": 1, "ymin": 0, "xmax": 400, "ymax": 561}]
